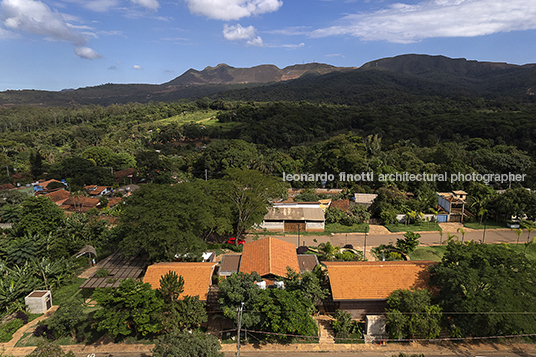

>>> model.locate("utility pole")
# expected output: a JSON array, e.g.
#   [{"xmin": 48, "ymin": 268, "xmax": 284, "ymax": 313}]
[
  {"xmin": 237, "ymin": 302, "xmax": 244, "ymax": 357},
  {"xmin": 482, "ymin": 216, "xmax": 487, "ymax": 243},
  {"xmin": 363, "ymin": 226, "xmax": 369, "ymax": 260},
  {"xmin": 297, "ymin": 225, "xmax": 300, "ymax": 248}
]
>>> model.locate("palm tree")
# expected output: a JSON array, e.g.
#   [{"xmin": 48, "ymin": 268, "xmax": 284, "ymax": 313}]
[
  {"xmin": 457, "ymin": 227, "xmax": 466, "ymax": 242},
  {"xmin": 514, "ymin": 228, "xmax": 522, "ymax": 244},
  {"xmin": 522, "ymin": 221, "xmax": 535, "ymax": 243},
  {"xmin": 318, "ymin": 242, "xmax": 339, "ymax": 261}
]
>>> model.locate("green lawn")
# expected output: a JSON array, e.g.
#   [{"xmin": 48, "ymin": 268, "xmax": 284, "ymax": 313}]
[
  {"xmin": 52, "ymin": 278, "xmax": 86, "ymax": 306},
  {"xmin": 253, "ymin": 223, "xmax": 369, "ymax": 237},
  {"xmin": 385, "ymin": 222, "xmax": 441, "ymax": 233},
  {"xmin": 410, "ymin": 246, "xmax": 448, "ymax": 262},
  {"xmin": 464, "ymin": 221, "xmax": 508, "ymax": 230},
  {"xmin": 409, "ymin": 243, "xmax": 536, "ymax": 262}
]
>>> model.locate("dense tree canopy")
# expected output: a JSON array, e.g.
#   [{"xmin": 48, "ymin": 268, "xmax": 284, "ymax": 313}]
[
  {"xmin": 118, "ymin": 183, "xmax": 213, "ymax": 262},
  {"xmin": 430, "ymin": 241, "xmax": 536, "ymax": 337}
]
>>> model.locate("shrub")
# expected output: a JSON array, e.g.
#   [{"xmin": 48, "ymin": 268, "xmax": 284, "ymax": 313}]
[
  {"xmin": 342, "ymin": 215, "xmax": 360, "ymax": 226},
  {"xmin": 95, "ymin": 268, "xmax": 110, "ymax": 278},
  {"xmin": 152, "ymin": 330, "xmax": 224, "ymax": 357},
  {"xmin": 325, "ymin": 207, "xmax": 347, "ymax": 224},
  {"xmin": 26, "ymin": 340, "xmax": 75, "ymax": 357},
  {"xmin": 296, "ymin": 246, "xmax": 309, "ymax": 254},
  {"xmin": 331, "ymin": 310, "xmax": 357, "ymax": 339},
  {"xmin": 14, "ymin": 311, "xmax": 29, "ymax": 324},
  {"xmin": 0, "ymin": 319, "xmax": 24, "ymax": 342},
  {"xmin": 46, "ymin": 301, "xmax": 84, "ymax": 339},
  {"xmin": 33, "ymin": 324, "xmax": 55, "ymax": 340}
]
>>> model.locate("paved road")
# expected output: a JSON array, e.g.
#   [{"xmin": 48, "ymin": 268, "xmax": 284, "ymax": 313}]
[
  {"xmin": 248, "ymin": 228, "xmax": 525, "ymax": 249},
  {"xmin": 74, "ymin": 347, "xmax": 536, "ymax": 357}
]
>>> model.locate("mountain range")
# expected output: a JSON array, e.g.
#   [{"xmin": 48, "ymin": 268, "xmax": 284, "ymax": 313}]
[{"xmin": 2, "ymin": 54, "xmax": 536, "ymax": 107}]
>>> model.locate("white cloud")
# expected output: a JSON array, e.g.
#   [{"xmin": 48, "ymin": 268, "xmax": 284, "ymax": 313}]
[
  {"xmin": 184, "ymin": 0, "xmax": 283, "ymax": 21},
  {"xmin": 311, "ymin": 0, "xmax": 536, "ymax": 43},
  {"xmin": 1, "ymin": 0, "xmax": 86, "ymax": 45},
  {"xmin": 131, "ymin": 0, "xmax": 159, "ymax": 10},
  {"xmin": 83, "ymin": 0, "xmax": 119, "ymax": 12},
  {"xmin": 133, "ymin": 64, "xmax": 142, "ymax": 69},
  {"xmin": 1, "ymin": 0, "xmax": 102, "ymax": 58},
  {"xmin": 266, "ymin": 26, "xmax": 310, "ymax": 36},
  {"xmin": 246, "ymin": 36, "xmax": 263, "ymax": 46},
  {"xmin": 223, "ymin": 23, "xmax": 256, "ymax": 40},
  {"xmin": 281, "ymin": 42, "xmax": 304, "ymax": 49},
  {"xmin": 74, "ymin": 46, "xmax": 102, "ymax": 59}
]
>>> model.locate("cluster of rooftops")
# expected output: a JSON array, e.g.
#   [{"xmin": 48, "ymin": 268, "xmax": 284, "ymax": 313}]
[{"xmin": 80, "ymin": 236, "xmax": 434, "ymax": 319}]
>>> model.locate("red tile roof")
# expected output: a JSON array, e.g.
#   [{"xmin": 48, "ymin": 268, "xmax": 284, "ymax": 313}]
[
  {"xmin": 114, "ymin": 168, "xmax": 137, "ymax": 179},
  {"xmin": 325, "ymin": 261, "xmax": 436, "ymax": 301},
  {"xmin": 330, "ymin": 199, "xmax": 350, "ymax": 212},
  {"xmin": 44, "ymin": 190, "xmax": 71, "ymax": 205},
  {"xmin": 0, "ymin": 183, "xmax": 15, "ymax": 191},
  {"xmin": 36, "ymin": 179, "xmax": 65, "ymax": 191},
  {"xmin": 239, "ymin": 237, "xmax": 300, "ymax": 278},
  {"xmin": 143, "ymin": 262, "xmax": 217, "ymax": 301},
  {"xmin": 59, "ymin": 196, "xmax": 100, "ymax": 213}
]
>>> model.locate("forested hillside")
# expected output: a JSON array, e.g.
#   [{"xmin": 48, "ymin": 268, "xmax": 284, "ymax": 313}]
[{"xmin": 0, "ymin": 95, "xmax": 535, "ymax": 194}]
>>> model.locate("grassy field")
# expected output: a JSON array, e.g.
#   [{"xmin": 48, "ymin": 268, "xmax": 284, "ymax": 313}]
[
  {"xmin": 385, "ymin": 222, "xmax": 441, "ymax": 233},
  {"xmin": 155, "ymin": 109, "xmax": 220, "ymax": 126},
  {"xmin": 464, "ymin": 221, "xmax": 508, "ymax": 230}
]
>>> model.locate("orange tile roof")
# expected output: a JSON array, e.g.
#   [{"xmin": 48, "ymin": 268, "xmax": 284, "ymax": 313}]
[
  {"xmin": 59, "ymin": 196, "xmax": 100, "ymax": 212},
  {"xmin": 143, "ymin": 262, "xmax": 216, "ymax": 301},
  {"xmin": 0, "ymin": 183, "xmax": 15, "ymax": 191},
  {"xmin": 324, "ymin": 261, "xmax": 436, "ymax": 301},
  {"xmin": 44, "ymin": 190, "xmax": 70, "ymax": 204},
  {"xmin": 330, "ymin": 199, "xmax": 350, "ymax": 212},
  {"xmin": 36, "ymin": 179, "xmax": 65, "ymax": 190},
  {"xmin": 239, "ymin": 237, "xmax": 300, "ymax": 277}
]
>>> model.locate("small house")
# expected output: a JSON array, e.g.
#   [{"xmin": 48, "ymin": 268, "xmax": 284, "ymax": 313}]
[
  {"xmin": 25, "ymin": 290, "xmax": 52, "ymax": 314},
  {"xmin": 324, "ymin": 261, "xmax": 436, "ymax": 320},
  {"xmin": 143, "ymin": 262, "xmax": 217, "ymax": 301},
  {"xmin": 260, "ymin": 202, "xmax": 325, "ymax": 232},
  {"xmin": 437, "ymin": 191, "xmax": 467, "ymax": 222},
  {"xmin": 218, "ymin": 237, "xmax": 319, "ymax": 285}
]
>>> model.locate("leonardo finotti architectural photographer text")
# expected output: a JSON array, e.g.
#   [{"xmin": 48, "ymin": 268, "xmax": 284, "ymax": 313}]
[{"xmin": 282, "ymin": 171, "xmax": 526, "ymax": 184}]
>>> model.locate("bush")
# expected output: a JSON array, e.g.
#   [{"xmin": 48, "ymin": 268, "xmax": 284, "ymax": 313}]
[
  {"xmin": 95, "ymin": 268, "xmax": 110, "ymax": 278},
  {"xmin": 0, "ymin": 319, "xmax": 24, "ymax": 342},
  {"xmin": 332, "ymin": 310, "xmax": 359, "ymax": 339},
  {"xmin": 14, "ymin": 311, "xmax": 29, "ymax": 324},
  {"xmin": 46, "ymin": 301, "xmax": 84, "ymax": 339},
  {"xmin": 325, "ymin": 207, "xmax": 347, "ymax": 224},
  {"xmin": 341, "ymin": 215, "xmax": 360, "ymax": 226},
  {"xmin": 33, "ymin": 324, "xmax": 54, "ymax": 340},
  {"xmin": 152, "ymin": 330, "xmax": 224, "ymax": 357},
  {"xmin": 222, "ymin": 243, "xmax": 243, "ymax": 253},
  {"xmin": 26, "ymin": 340, "xmax": 75, "ymax": 357},
  {"xmin": 334, "ymin": 250, "xmax": 364, "ymax": 261},
  {"xmin": 296, "ymin": 246, "xmax": 309, "ymax": 254}
]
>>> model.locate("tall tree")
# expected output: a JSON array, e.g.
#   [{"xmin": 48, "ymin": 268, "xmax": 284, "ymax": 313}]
[
  {"xmin": 15, "ymin": 196, "xmax": 65, "ymax": 236},
  {"xmin": 221, "ymin": 168, "xmax": 286, "ymax": 238},
  {"xmin": 118, "ymin": 183, "xmax": 213, "ymax": 262},
  {"xmin": 93, "ymin": 278, "xmax": 163, "ymax": 338}
]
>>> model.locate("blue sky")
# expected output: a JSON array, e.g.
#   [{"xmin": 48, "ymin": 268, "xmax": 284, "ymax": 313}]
[{"xmin": 1, "ymin": 0, "xmax": 536, "ymax": 91}]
